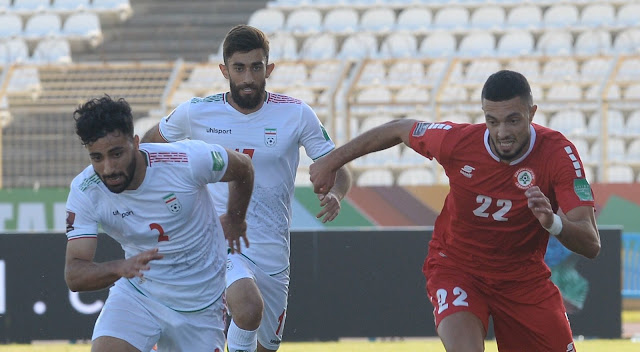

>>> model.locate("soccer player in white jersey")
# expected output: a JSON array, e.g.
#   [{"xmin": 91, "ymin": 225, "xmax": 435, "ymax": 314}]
[
  {"xmin": 64, "ymin": 95, "xmax": 254, "ymax": 352},
  {"xmin": 142, "ymin": 25, "xmax": 352, "ymax": 352}
]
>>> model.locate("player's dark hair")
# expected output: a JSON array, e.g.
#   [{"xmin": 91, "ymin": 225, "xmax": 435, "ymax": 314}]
[
  {"xmin": 222, "ymin": 24, "xmax": 270, "ymax": 64},
  {"xmin": 74, "ymin": 95, "xmax": 134, "ymax": 145},
  {"xmin": 481, "ymin": 70, "xmax": 533, "ymax": 106}
]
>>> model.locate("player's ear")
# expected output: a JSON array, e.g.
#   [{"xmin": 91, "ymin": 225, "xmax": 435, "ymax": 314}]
[
  {"xmin": 219, "ymin": 63, "xmax": 229, "ymax": 79},
  {"xmin": 529, "ymin": 105, "xmax": 538, "ymax": 123},
  {"xmin": 265, "ymin": 63, "xmax": 275, "ymax": 78}
]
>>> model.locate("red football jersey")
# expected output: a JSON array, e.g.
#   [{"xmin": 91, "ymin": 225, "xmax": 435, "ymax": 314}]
[{"xmin": 409, "ymin": 121, "xmax": 595, "ymax": 280}]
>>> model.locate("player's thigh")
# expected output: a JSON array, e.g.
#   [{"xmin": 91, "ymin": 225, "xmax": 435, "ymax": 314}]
[
  {"xmin": 157, "ymin": 296, "xmax": 226, "ymax": 352},
  {"xmin": 226, "ymin": 254, "xmax": 263, "ymax": 316},
  {"xmin": 92, "ymin": 336, "xmax": 139, "ymax": 352},
  {"xmin": 92, "ymin": 285, "xmax": 160, "ymax": 352},
  {"xmin": 426, "ymin": 265, "xmax": 490, "ymax": 333},
  {"xmin": 256, "ymin": 268, "xmax": 290, "ymax": 351},
  {"xmin": 491, "ymin": 279, "xmax": 575, "ymax": 352}
]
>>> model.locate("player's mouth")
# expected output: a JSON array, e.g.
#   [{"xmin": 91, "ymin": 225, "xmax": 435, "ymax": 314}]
[{"xmin": 104, "ymin": 175, "xmax": 124, "ymax": 186}]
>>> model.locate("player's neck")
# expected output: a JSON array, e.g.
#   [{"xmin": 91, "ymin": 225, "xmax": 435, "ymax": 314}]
[{"xmin": 127, "ymin": 151, "xmax": 148, "ymax": 191}]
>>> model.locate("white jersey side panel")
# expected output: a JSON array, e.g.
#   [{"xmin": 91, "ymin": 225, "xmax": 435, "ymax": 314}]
[
  {"xmin": 159, "ymin": 93, "xmax": 334, "ymax": 273},
  {"xmin": 66, "ymin": 140, "xmax": 229, "ymax": 311}
]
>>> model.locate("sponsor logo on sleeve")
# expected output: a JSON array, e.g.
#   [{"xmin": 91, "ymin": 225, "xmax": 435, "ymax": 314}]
[
  {"xmin": 211, "ymin": 151, "xmax": 225, "ymax": 171},
  {"xmin": 320, "ymin": 125, "xmax": 331, "ymax": 141},
  {"xmin": 573, "ymin": 178, "xmax": 594, "ymax": 201},
  {"xmin": 412, "ymin": 122, "xmax": 430, "ymax": 137}
]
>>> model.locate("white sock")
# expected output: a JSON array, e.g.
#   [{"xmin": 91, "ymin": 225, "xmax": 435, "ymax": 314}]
[{"xmin": 227, "ymin": 319, "xmax": 258, "ymax": 352}]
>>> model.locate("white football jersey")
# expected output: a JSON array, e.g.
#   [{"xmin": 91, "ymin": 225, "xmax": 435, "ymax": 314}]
[
  {"xmin": 159, "ymin": 92, "xmax": 334, "ymax": 274},
  {"xmin": 66, "ymin": 140, "xmax": 229, "ymax": 311}
]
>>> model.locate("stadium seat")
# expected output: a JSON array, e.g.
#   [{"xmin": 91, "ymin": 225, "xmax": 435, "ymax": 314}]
[
  {"xmin": 542, "ymin": 58, "xmax": 578, "ymax": 81},
  {"xmin": 586, "ymin": 110, "xmax": 625, "ymax": 137},
  {"xmin": 470, "ymin": 6, "xmax": 505, "ymax": 30},
  {"xmin": 419, "ymin": 32, "xmax": 456, "ymax": 57},
  {"xmin": 248, "ymin": 8, "xmax": 285, "ymax": 34},
  {"xmin": 464, "ymin": 59, "xmax": 501, "ymax": 84},
  {"xmin": 338, "ymin": 33, "xmax": 378, "ymax": 59},
  {"xmin": 0, "ymin": 14, "xmax": 22, "ymax": 39},
  {"xmin": 31, "ymin": 38, "xmax": 72, "ymax": 64},
  {"xmin": 549, "ymin": 110, "xmax": 587, "ymax": 136},
  {"xmin": 387, "ymin": 60, "xmax": 425, "ymax": 86},
  {"xmin": 624, "ymin": 84, "xmax": 640, "ymax": 100},
  {"xmin": 294, "ymin": 171, "xmax": 312, "ymax": 187},
  {"xmin": 283, "ymin": 87, "xmax": 316, "ymax": 105},
  {"xmin": 433, "ymin": 7, "xmax": 469, "ymax": 30},
  {"xmin": 606, "ymin": 165, "xmax": 634, "ymax": 183},
  {"xmin": 309, "ymin": 61, "xmax": 342, "ymax": 87},
  {"xmin": 574, "ymin": 30, "xmax": 612, "ymax": 56},
  {"xmin": 268, "ymin": 62, "xmax": 307, "ymax": 87},
  {"xmin": 6, "ymin": 66, "xmax": 40, "ymax": 93},
  {"xmin": 356, "ymin": 169, "xmax": 394, "ymax": 187},
  {"xmin": 496, "ymin": 31, "xmax": 535, "ymax": 57},
  {"xmin": 11, "ymin": 0, "xmax": 50, "ymax": 14},
  {"xmin": 52, "ymin": 0, "xmax": 91, "ymax": 13},
  {"xmin": 505, "ymin": 59, "xmax": 540, "ymax": 81},
  {"xmin": 354, "ymin": 86, "xmax": 393, "ymax": 107},
  {"xmin": 458, "ymin": 32, "xmax": 495, "ymax": 57},
  {"xmin": 626, "ymin": 139, "xmax": 640, "ymax": 161},
  {"xmin": 617, "ymin": 4, "xmax": 640, "ymax": 27},
  {"xmin": 62, "ymin": 12, "xmax": 103, "ymax": 48},
  {"xmin": 359, "ymin": 144, "xmax": 401, "ymax": 167},
  {"xmin": 585, "ymin": 84, "xmax": 620, "ymax": 101},
  {"xmin": 397, "ymin": 168, "xmax": 436, "ymax": 186},
  {"xmin": 360, "ymin": 8, "xmax": 396, "ymax": 33},
  {"xmin": 268, "ymin": 33, "xmax": 298, "ymax": 61},
  {"xmin": 285, "ymin": 8, "xmax": 322, "ymax": 34},
  {"xmin": 2, "ymin": 38, "xmax": 29, "ymax": 63},
  {"xmin": 23, "ymin": 13, "xmax": 62, "ymax": 40},
  {"xmin": 442, "ymin": 113, "xmax": 471, "ymax": 124},
  {"xmin": 506, "ymin": 5, "xmax": 542, "ymax": 29},
  {"xmin": 617, "ymin": 58, "xmax": 640, "ymax": 82},
  {"xmin": 571, "ymin": 138, "xmax": 591, "ymax": 164},
  {"xmin": 583, "ymin": 165, "xmax": 595, "ymax": 183},
  {"xmin": 580, "ymin": 3, "xmax": 615, "ymax": 28},
  {"xmin": 299, "ymin": 33, "xmax": 336, "ymax": 60},
  {"xmin": 625, "ymin": 110, "xmax": 640, "ymax": 136},
  {"xmin": 394, "ymin": 86, "xmax": 430, "ymax": 104},
  {"xmin": 396, "ymin": 7, "xmax": 432, "ymax": 33},
  {"xmin": 537, "ymin": 30, "xmax": 573, "ymax": 55},
  {"xmin": 322, "ymin": 8, "xmax": 359, "ymax": 34},
  {"xmin": 589, "ymin": 139, "xmax": 627, "ymax": 164},
  {"xmin": 543, "ymin": 5, "xmax": 578, "ymax": 28},
  {"xmin": 181, "ymin": 65, "xmax": 227, "ymax": 95},
  {"xmin": 91, "ymin": 0, "xmax": 133, "ymax": 22},
  {"xmin": 546, "ymin": 83, "xmax": 582, "ymax": 102},
  {"xmin": 613, "ymin": 29, "xmax": 640, "ymax": 54},
  {"xmin": 438, "ymin": 85, "xmax": 468, "ymax": 103},
  {"xmin": 379, "ymin": 32, "xmax": 417, "ymax": 58},
  {"xmin": 425, "ymin": 60, "xmax": 449, "ymax": 81},
  {"xmin": 580, "ymin": 58, "xmax": 613, "ymax": 82}
]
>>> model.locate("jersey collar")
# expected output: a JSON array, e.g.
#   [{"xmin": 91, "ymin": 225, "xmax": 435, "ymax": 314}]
[{"xmin": 484, "ymin": 124, "xmax": 536, "ymax": 165}]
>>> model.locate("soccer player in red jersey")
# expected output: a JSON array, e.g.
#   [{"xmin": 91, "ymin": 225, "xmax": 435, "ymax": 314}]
[{"xmin": 310, "ymin": 70, "xmax": 600, "ymax": 351}]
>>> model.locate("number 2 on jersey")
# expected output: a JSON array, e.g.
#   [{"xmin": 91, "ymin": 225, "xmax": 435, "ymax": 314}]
[
  {"xmin": 150, "ymin": 223, "xmax": 169, "ymax": 242},
  {"xmin": 436, "ymin": 287, "xmax": 469, "ymax": 314},
  {"xmin": 473, "ymin": 195, "xmax": 512, "ymax": 221}
]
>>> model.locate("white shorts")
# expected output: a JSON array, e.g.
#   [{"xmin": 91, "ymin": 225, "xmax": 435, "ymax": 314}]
[
  {"xmin": 93, "ymin": 282, "xmax": 226, "ymax": 352},
  {"xmin": 226, "ymin": 254, "xmax": 290, "ymax": 350}
]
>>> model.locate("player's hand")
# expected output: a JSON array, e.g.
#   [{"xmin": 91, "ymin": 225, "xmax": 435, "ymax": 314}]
[
  {"xmin": 309, "ymin": 157, "xmax": 337, "ymax": 195},
  {"xmin": 316, "ymin": 191, "xmax": 342, "ymax": 223},
  {"xmin": 120, "ymin": 248, "xmax": 163, "ymax": 279},
  {"xmin": 525, "ymin": 186, "xmax": 554, "ymax": 229},
  {"xmin": 220, "ymin": 213, "xmax": 249, "ymax": 254}
]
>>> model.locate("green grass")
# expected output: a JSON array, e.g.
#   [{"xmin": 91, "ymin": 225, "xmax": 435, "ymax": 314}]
[{"xmin": 0, "ymin": 339, "xmax": 637, "ymax": 352}]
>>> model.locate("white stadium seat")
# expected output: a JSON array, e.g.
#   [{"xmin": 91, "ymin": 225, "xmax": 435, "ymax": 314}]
[
  {"xmin": 2, "ymin": 38, "xmax": 29, "ymax": 64},
  {"xmin": 542, "ymin": 58, "xmax": 578, "ymax": 81},
  {"xmin": 356, "ymin": 169, "xmax": 394, "ymax": 187},
  {"xmin": 62, "ymin": 12, "xmax": 103, "ymax": 48},
  {"xmin": 537, "ymin": 30, "xmax": 573, "ymax": 56},
  {"xmin": 580, "ymin": 4, "xmax": 615, "ymax": 28},
  {"xmin": 507, "ymin": 5, "xmax": 542, "ymax": 29},
  {"xmin": 323, "ymin": 8, "xmax": 359, "ymax": 34},
  {"xmin": 396, "ymin": 7, "xmax": 432, "ymax": 33},
  {"xmin": 31, "ymin": 38, "xmax": 72, "ymax": 64},
  {"xmin": 248, "ymin": 9, "xmax": 285, "ymax": 34},
  {"xmin": 11, "ymin": 0, "xmax": 50, "ymax": 13},
  {"xmin": 358, "ymin": 61, "xmax": 387, "ymax": 86},
  {"xmin": 52, "ymin": 0, "xmax": 91, "ymax": 13},
  {"xmin": 268, "ymin": 33, "xmax": 298, "ymax": 61},
  {"xmin": 285, "ymin": 8, "xmax": 322, "ymax": 34},
  {"xmin": 496, "ymin": 31, "xmax": 534, "ymax": 57},
  {"xmin": 379, "ymin": 32, "xmax": 417, "ymax": 58},
  {"xmin": 397, "ymin": 168, "xmax": 436, "ymax": 186},
  {"xmin": 338, "ymin": 33, "xmax": 378, "ymax": 59},
  {"xmin": 299, "ymin": 33, "xmax": 337, "ymax": 60},
  {"xmin": 360, "ymin": 8, "xmax": 396, "ymax": 33},
  {"xmin": 419, "ymin": 32, "xmax": 456, "ymax": 57},
  {"xmin": 626, "ymin": 111, "xmax": 640, "ymax": 136},
  {"xmin": 24, "ymin": 13, "xmax": 62, "ymax": 40},
  {"xmin": 543, "ymin": 5, "xmax": 578, "ymax": 28},
  {"xmin": 606, "ymin": 165, "xmax": 634, "ymax": 183},
  {"xmin": 387, "ymin": 61, "xmax": 425, "ymax": 86},
  {"xmin": 433, "ymin": 7, "xmax": 469, "ymax": 30},
  {"xmin": 471, "ymin": 6, "xmax": 505, "ymax": 30},
  {"xmin": 549, "ymin": 110, "xmax": 587, "ymax": 136},
  {"xmin": 613, "ymin": 29, "xmax": 640, "ymax": 54},
  {"xmin": 0, "ymin": 14, "xmax": 22, "ymax": 39},
  {"xmin": 458, "ymin": 32, "xmax": 495, "ymax": 57},
  {"xmin": 574, "ymin": 30, "xmax": 612, "ymax": 56},
  {"xmin": 617, "ymin": 4, "xmax": 640, "ymax": 27},
  {"xmin": 580, "ymin": 58, "xmax": 613, "ymax": 81}
]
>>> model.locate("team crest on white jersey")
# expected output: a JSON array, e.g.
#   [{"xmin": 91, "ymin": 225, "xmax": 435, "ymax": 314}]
[
  {"xmin": 265, "ymin": 128, "xmax": 277, "ymax": 147},
  {"xmin": 514, "ymin": 168, "xmax": 535, "ymax": 189},
  {"xmin": 163, "ymin": 193, "xmax": 182, "ymax": 213}
]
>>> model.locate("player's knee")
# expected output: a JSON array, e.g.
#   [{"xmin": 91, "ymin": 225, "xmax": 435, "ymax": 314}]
[{"xmin": 232, "ymin": 296, "xmax": 264, "ymax": 330}]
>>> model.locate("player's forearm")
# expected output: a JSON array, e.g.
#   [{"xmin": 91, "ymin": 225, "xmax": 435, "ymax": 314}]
[
  {"xmin": 327, "ymin": 123, "xmax": 404, "ymax": 172},
  {"xmin": 65, "ymin": 258, "xmax": 124, "ymax": 292},
  {"xmin": 329, "ymin": 166, "xmax": 352, "ymax": 200},
  {"xmin": 226, "ymin": 165, "xmax": 254, "ymax": 221},
  {"xmin": 555, "ymin": 216, "xmax": 600, "ymax": 259}
]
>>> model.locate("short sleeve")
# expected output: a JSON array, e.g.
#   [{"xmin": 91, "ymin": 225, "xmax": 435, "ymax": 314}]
[
  {"xmin": 551, "ymin": 141, "xmax": 596, "ymax": 213},
  {"xmin": 299, "ymin": 103, "xmax": 335, "ymax": 160},
  {"xmin": 65, "ymin": 185, "xmax": 99, "ymax": 241},
  {"xmin": 408, "ymin": 121, "xmax": 458, "ymax": 165},
  {"xmin": 183, "ymin": 140, "xmax": 230, "ymax": 186},
  {"xmin": 159, "ymin": 100, "xmax": 192, "ymax": 142}
]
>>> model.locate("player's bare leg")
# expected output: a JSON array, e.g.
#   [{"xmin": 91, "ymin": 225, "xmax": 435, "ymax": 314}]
[
  {"xmin": 92, "ymin": 336, "xmax": 140, "ymax": 352},
  {"xmin": 437, "ymin": 311, "xmax": 485, "ymax": 352},
  {"xmin": 227, "ymin": 278, "xmax": 264, "ymax": 352}
]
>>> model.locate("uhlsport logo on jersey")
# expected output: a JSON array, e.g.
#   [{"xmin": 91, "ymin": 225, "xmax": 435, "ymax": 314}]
[
  {"xmin": 265, "ymin": 128, "xmax": 277, "ymax": 147},
  {"xmin": 514, "ymin": 168, "xmax": 535, "ymax": 189},
  {"xmin": 163, "ymin": 193, "xmax": 182, "ymax": 213}
]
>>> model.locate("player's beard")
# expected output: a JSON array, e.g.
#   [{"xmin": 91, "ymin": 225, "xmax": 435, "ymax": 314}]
[
  {"xmin": 490, "ymin": 135, "xmax": 529, "ymax": 162},
  {"xmin": 100, "ymin": 156, "xmax": 137, "ymax": 194},
  {"xmin": 229, "ymin": 79, "xmax": 265, "ymax": 110}
]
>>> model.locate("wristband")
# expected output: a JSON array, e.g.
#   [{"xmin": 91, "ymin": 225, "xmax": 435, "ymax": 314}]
[{"xmin": 544, "ymin": 214, "xmax": 563, "ymax": 237}]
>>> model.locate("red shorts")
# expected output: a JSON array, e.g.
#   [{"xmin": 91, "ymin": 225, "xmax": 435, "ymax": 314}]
[{"xmin": 425, "ymin": 263, "xmax": 577, "ymax": 352}]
